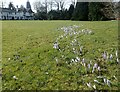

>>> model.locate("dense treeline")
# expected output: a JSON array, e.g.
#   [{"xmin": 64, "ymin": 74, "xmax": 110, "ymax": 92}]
[
  {"xmin": 34, "ymin": 1, "xmax": 118, "ymax": 21},
  {"xmin": 5, "ymin": 0, "xmax": 119, "ymax": 21},
  {"xmin": 6, "ymin": 0, "xmax": 119, "ymax": 21}
]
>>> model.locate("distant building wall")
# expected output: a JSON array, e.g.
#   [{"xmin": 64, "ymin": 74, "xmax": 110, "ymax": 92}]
[{"xmin": 0, "ymin": 1, "xmax": 34, "ymax": 20}]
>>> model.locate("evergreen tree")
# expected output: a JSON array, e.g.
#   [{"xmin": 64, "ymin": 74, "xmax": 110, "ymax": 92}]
[
  {"xmin": 8, "ymin": 2, "xmax": 15, "ymax": 10},
  {"xmin": 88, "ymin": 2, "xmax": 107, "ymax": 21},
  {"xmin": 68, "ymin": 4, "xmax": 74, "ymax": 20},
  {"xmin": 72, "ymin": 2, "xmax": 89, "ymax": 21}
]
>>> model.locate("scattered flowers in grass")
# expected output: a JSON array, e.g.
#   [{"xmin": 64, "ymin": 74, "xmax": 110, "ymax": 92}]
[{"xmin": 53, "ymin": 25, "xmax": 118, "ymax": 90}]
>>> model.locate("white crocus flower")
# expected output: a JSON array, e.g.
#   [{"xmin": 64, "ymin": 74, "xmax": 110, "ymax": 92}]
[
  {"xmin": 94, "ymin": 63, "xmax": 98, "ymax": 68},
  {"xmin": 87, "ymin": 82, "xmax": 92, "ymax": 88},
  {"xmin": 113, "ymin": 76, "xmax": 117, "ymax": 80},
  {"xmin": 116, "ymin": 50, "xmax": 118, "ymax": 57},
  {"xmin": 53, "ymin": 42, "xmax": 59, "ymax": 49},
  {"xmin": 76, "ymin": 57, "xmax": 80, "ymax": 61},
  {"xmin": 93, "ymin": 85, "xmax": 96, "ymax": 89},
  {"xmin": 8, "ymin": 58, "xmax": 11, "ymax": 61},
  {"xmin": 97, "ymin": 66, "xmax": 101, "ymax": 71},
  {"xmin": 97, "ymin": 76, "xmax": 104, "ymax": 79},
  {"xmin": 71, "ymin": 59, "xmax": 74, "ymax": 62},
  {"xmin": 94, "ymin": 80, "xmax": 100, "ymax": 84},
  {"xmin": 92, "ymin": 68, "xmax": 95, "ymax": 73},
  {"xmin": 117, "ymin": 58, "xmax": 119, "ymax": 63},
  {"xmin": 13, "ymin": 76, "xmax": 18, "ymax": 80},
  {"xmin": 107, "ymin": 79, "xmax": 111, "ymax": 87},
  {"xmin": 83, "ymin": 63, "xmax": 86, "ymax": 67},
  {"xmin": 73, "ymin": 48, "xmax": 75, "ymax": 51},
  {"xmin": 82, "ymin": 58, "xmax": 85, "ymax": 63},
  {"xmin": 55, "ymin": 58, "xmax": 58, "ymax": 63},
  {"xmin": 80, "ymin": 46, "xmax": 83, "ymax": 52},
  {"xmin": 103, "ymin": 78, "xmax": 107, "ymax": 84},
  {"xmin": 110, "ymin": 54, "xmax": 113, "ymax": 60}
]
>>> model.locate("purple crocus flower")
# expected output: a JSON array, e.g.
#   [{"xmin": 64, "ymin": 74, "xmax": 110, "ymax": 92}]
[{"xmin": 102, "ymin": 52, "xmax": 107, "ymax": 60}]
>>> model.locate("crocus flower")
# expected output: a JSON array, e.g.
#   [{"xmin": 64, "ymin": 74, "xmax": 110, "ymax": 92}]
[
  {"xmin": 87, "ymin": 64, "xmax": 91, "ymax": 69},
  {"xmin": 94, "ymin": 63, "xmax": 98, "ymax": 68},
  {"xmin": 97, "ymin": 66, "xmax": 101, "ymax": 71},
  {"xmin": 80, "ymin": 46, "xmax": 83, "ymax": 52},
  {"xmin": 8, "ymin": 58, "xmax": 11, "ymax": 61},
  {"xmin": 103, "ymin": 78, "xmax": 107, "ymax": 84},
  {"xmin": 76, "ymin": 57, "xmax": 80, "ymax": 61},
  {"xmin": 83, "ymin": 63, "xmax": 86, "ymax": 67},
  {"xmin": 102, "ymin": 52, "xmax": 107, "ymax": 60},
  {"xmin": 93, "ymin": 85, "xmax": 96, "ymax": 89},
  {"xmin": 92, "ymin": 63, "xmax": 98, "ymax": 73},
  {"xmin": 13, "ymin": 76, "xmax": 18, "ymax": 80},
  {"xmin": 117, "ymin": 58, "xmax": 119, "ymax": 63},
  {"xmin": 53, "ymin": 42, "xmax": 59, "ymax": 49},
  {"xmin": 73, "ymin": 48, "xmax": 75, "ymax": 51},
  {"xmin": 92, "ymin": 68, "xmax": 94, "ymax": 73},
  {"xmin": 110, "ymin": 54, "xmax": 113, "ymax": 60},
  {"xmin": 71, "ymin": 59, "xmax": 74, "ymax": 62},
  {"xmin": 75, "ymin": 59, "xmax": 78, "ymax": 62},
  {"xmin": 116, "ymin": 50, "xmax": 118, "ymax": 57},
  {"xmin": 55, "ymin": 58, "xmax": 58, "ymax": 63},
  {"xmin": 82, "ymin": 58, "xmax": 85, "ymax": 63},
  {"xmin": 107, "ymin": 79, "xmax": 111, "ymax": 87},
  {"xmin": 94, "ymin": 80, "xmax": 100, "ymax": 84},
  {"xmin": 113, "ymin": 76, "xmax": 117, "ymax": 80},
  {"xmin": 86, "ymin": 82, "xmax": 92, "ymax": 88}
]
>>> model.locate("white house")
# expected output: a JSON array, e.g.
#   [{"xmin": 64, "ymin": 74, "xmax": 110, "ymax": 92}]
[{"xmin": 0, "ymin": 1, "xmax": 34, "ymax": 20}]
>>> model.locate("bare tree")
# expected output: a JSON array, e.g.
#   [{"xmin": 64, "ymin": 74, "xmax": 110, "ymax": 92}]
[
  {"xmin": 59, "ymin": 0, "xmax": 65, "ymax": 11},
  {"xmin": 34, "ymin": 0, "xmax": 49, "ymax": 13},
  {"xmin": 48, "ymin": 0, "xmax": 54, "ymax": 11},
  {"xmin": 33, "ymin": 0, "xmax": 67, "ymax": 12},
  {"xmin": 54, "ymin": 0, "xmax": 60, "ymax": 10},
  {"xmin": 43, "ymin": 0, "xmax": 48, "ymax": 13},
  {"xmin": 0, "ymin": 0, "xmax": 6, "ymax": 8},
  {"xmin": 33, "ymin": 1, "xmax": 45, "ymax": 13},
  {"xmin": 114, "ymin": 1, "xmax": 120, "ymax": 19},
  {"xmin": 71, "ymin": 0, "xmax": 76, "ymax": 7},
  {"xmin": 54, "ymin": 0, "xmax": 66, "ymax": 11},
  {"xmin": 101, "ymin": 2, "xmax": 115, "ymax": 19},
  {"xmin": 33, "ymin": 1, "xmax": 41, "ymax": 12}
]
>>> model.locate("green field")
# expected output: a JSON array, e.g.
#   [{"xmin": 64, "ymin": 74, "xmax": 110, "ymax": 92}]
[{"xmin": 2, "ymin": 20, "xmax": 119, "ymax": 90}]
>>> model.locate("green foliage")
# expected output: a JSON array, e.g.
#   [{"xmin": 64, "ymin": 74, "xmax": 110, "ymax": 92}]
[
  {"xmin": 34, "ymin": 12, "xmax": 48, "ymax": 20},
  {"xmin": 72, "ymin": 2, "xmax": 89, "ymax": 21},
  {"xmin": 48, "ymin": 10, "xmax": 61, "ymax": 20},
  {"xmin": 88, "ymin": 2, "xmax": 107, "ymax": 21},
  {"xmin": 68, "ymin": 4, "xmax": 75, "ymax": 20}
]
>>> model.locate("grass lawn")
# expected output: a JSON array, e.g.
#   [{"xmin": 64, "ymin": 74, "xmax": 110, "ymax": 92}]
[{"xmin": 2, "ymin": 20, "xmax": 119, "ymax": 90}]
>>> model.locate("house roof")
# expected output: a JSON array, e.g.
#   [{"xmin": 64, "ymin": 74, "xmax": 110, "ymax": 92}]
[
  {"xmin": 1, "ymin": 8, "xmax": 15, "ymax": 12},
  {"xmin": 0, "ymin": 7, "xmax": 34, "ymax": 14}
]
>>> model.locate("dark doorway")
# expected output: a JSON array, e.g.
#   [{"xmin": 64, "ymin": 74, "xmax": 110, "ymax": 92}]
[{"xmin": 12, "ymin": 17, "xmax": 14, "ymax": 20}]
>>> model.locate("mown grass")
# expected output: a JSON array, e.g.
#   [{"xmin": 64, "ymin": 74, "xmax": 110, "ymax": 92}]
[{"xmin": 2, "ymin": 20, "xmax": 118, "ymax": 90}]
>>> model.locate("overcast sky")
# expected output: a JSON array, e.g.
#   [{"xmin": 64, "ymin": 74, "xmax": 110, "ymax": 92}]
[
  {"xmin": 0, "ymin": 0, "xmax": 73, "ymax": 12},
  {"xmin": 0, "ymin": 0, "xmax": 119, "ymax": 12}
]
